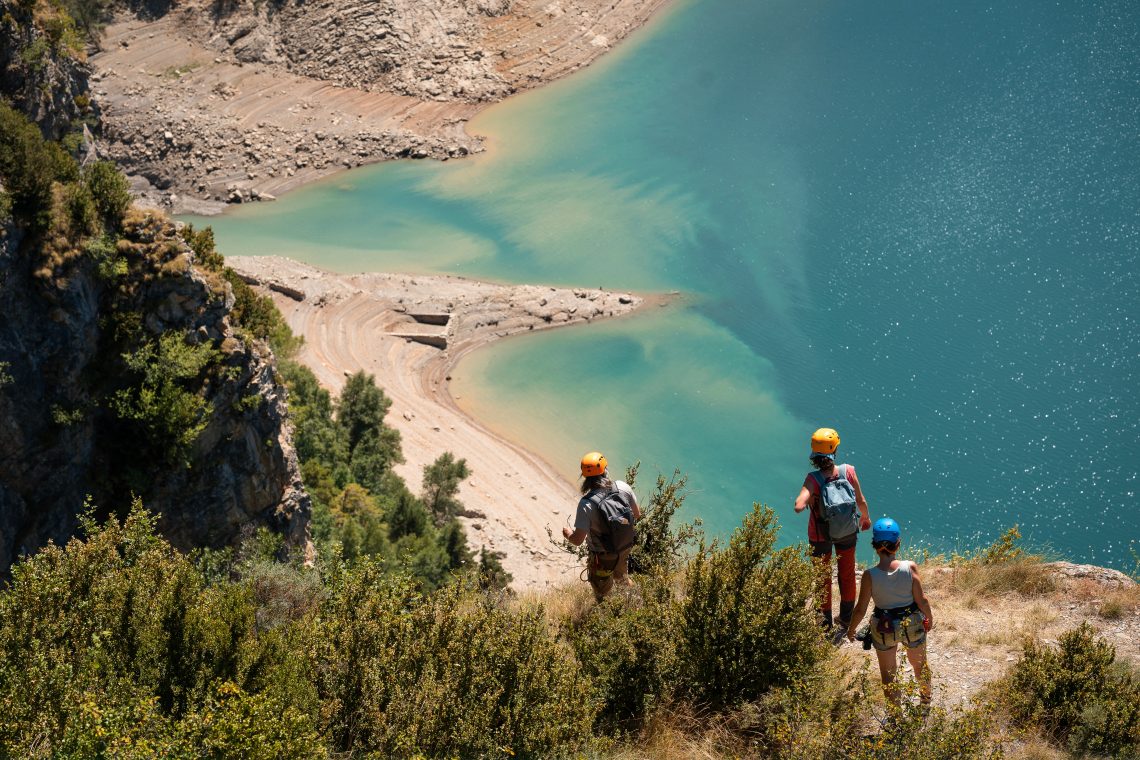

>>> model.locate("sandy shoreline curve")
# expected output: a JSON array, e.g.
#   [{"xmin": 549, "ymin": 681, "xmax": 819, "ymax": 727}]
[{"xmin": 229, "ymin": 256, "xmax": 672, "ymax": 589}]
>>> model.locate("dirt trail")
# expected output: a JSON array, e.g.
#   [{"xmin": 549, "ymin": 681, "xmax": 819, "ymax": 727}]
[{"xmin": 835, "ymin": 562, "xmax": 1139, "ymax": 709}]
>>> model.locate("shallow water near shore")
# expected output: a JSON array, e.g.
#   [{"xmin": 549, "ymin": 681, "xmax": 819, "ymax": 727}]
[{"xmin": 191, "ymin": 0, "xmax": 1139, "ymax": 567}]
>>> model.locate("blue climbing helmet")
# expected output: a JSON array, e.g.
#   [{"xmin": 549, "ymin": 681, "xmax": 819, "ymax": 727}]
[{"xmin": 872, "ymin": 518, "xmax": 901, "ymax": 545}]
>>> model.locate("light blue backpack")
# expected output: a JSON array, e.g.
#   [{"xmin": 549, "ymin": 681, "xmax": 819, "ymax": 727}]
[{"xmin": 810, "ymin": 464, "xmax": 859, "ymax": 541}]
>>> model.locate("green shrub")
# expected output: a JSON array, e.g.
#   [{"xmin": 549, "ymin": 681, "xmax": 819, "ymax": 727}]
[
  {"xmin": 477, "ymin": 547, "xmax": 512, "ymax": 590},
  {"xmin": 0, "ymin": 98, "xmax": 77, "ymax": 230},
  {"xmin": 110, "ymin": 331, "xmax": 220, "ymax": 464},
  {"xmin": 338, "ymin": 371, "xmax": 399, "ymax": 457},
  {"xmin": 627, "ymin": 465, "xmax": 702, "ymax": 576},
  {"xmin": 847, "ymin": 701, "xmax": 1002, "ymax": 759},
  {"xmin": 222, "ymin": 269, "xmax": 304, "ymax": 358},
  {"xmin": 0, "ymin": 504, "xmax": 294, "ymax": 753},
  {"xmin": 678, "ymin": 504, "xmax": 824, "ymax": 711},
  {"xmin": 59, "ymin": 179, "xmax": 97, "ymax": 237},
  {"xmin": 564, "ymin": 573, "xmax": 679, "ymax": 734},
  {"xmin": 83, "ymin": 160, "xmax": 131, "ymax": 232},
  {"xmin": 177, "ymin": 681, "xmax": 326, "ymax": 759},
  {"xmin": 422, "ymin": 451, "xmax": 469, "ymax": 522},
  {"xmin": 1005, "ymin": 622, "xmax": 1140, "ymax": 755},
  {"xmin": 314, "ymin": 564, "xmax": 594, "ymax": 756},
  {"xmin": 84, "ymin": 233, "xmax": 127, "ymax": 279},
  {"xmin": 180, "ymin": 224, "xmax": 224, "ymax": 272}
]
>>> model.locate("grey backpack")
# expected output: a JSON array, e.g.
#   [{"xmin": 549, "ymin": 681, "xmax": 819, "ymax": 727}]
[
  {"xmin": 810, "ymin": 465, "xmax": 859, "ymax": 541},
  {"xmin": 589, "ymin": 488, "xmax": 638, "ymax": 554}
]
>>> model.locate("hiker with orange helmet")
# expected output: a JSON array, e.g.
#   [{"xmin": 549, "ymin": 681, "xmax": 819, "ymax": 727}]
[
  {"xmin": 562, "ymin": 452, "xmax": 641, "ymax": 601},
  {"xmin": 793, "ymin": 427, "xmax": 872, "ymax": 633},
  {"xmin": 846, "ymin": 518, "xmax": 934, "ymax": 705}
]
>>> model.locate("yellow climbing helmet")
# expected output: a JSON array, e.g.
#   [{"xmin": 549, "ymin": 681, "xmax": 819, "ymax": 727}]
[
  {"xmin": 580, "ymin": 451, "xmax": 607, "ymax": 477},
  {"xmin": 810, "ymin": 428, "xmax": 840, "ymax": 455}
]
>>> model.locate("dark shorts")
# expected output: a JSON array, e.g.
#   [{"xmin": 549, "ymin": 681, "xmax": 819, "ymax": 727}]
[
  {"xmin": 587, "ymin": 549, "xmax": 631, "ymax": 600},
  {"xmin": 810, "ymin": 537, "xmax": 857, "ymax": 556}
]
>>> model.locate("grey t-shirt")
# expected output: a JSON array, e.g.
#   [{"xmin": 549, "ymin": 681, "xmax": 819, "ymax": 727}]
[
  {"xmin": 867, "ymin": 562, "xmax": 916, "ymax": 610},
  {"xmin": 575, "ymin": 480, "xmax": 637, "ymax": 553}
]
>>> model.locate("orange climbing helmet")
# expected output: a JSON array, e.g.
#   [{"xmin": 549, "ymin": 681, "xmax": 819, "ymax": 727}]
[
  {"xmin": 581, "ymin": 451, "xmax": 607, "ymax": 477},
  {"xmin": 810, "ymin": 428, "xmax": 840, "ymax": 456}
]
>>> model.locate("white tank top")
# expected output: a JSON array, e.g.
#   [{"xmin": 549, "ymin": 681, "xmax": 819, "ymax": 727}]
[{"xmin": 867, "ymin": 562, "xmax": 915, "ymax": 610}]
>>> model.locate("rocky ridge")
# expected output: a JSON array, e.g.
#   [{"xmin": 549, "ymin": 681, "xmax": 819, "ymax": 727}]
[
  {"xmin": 0, "ymin": 0, "xmax": 95, "ymax": 141},
  {"xmin": 0, "ymin": 210, "xmax": 312, "ymax": 571}
]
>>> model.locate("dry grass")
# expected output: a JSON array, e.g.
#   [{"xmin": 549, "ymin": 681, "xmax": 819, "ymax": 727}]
[
  {"xmin": 1065, "ymin": 580, "xmax": 1140, "ymax": 620},
  {"xmin": 606, "ymin": 705, "xmax": 740, "ymax": 760},
  {"xmin": 523, "ymin": 580, "xmax": 595, "ymax": 629},
  {"xmin": 949, "ymin": 557, "xmax": 1058, "ymax": 598},
  {"xmin": 1005, "ymin": 733, "xmax": 1068, "ymax": 760}
]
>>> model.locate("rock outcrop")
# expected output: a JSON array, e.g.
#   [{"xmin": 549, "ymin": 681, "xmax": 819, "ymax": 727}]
[
  {"xmin": 0, "ymin": 210, "xmax": 312, "ymax": 572},
  {"xmin": 196, "ymin": 0, "xmax": 515, "ymax": 103},
  {"xmin": 0, "ymin": 0, "xmax": 95, "ymax": 141}
]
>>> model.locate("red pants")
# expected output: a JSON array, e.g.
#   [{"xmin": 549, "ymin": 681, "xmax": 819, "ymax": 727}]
[{"xmin": 811, "ymin": 540, "xmax": 857, "ymax": 624}]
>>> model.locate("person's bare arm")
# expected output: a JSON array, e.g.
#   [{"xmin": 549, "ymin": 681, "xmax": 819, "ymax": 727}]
[
  {"xmin": 562, "ymin": 526, "xmax": 587, "ymax": 546},
  {"xmin": 911, "ymin": 562, "xmax": 933, "ymax": 630},
  {"xmin": 794, "ymin": 485, "xmax": 812, "ymax": 513},
  {"xmin": 846, "ymin": 570, "xmax": 874, "ymax": 641},
  {"xmin": 631, "ymin": 493, "xmax": 642, "ymax": 522},
  {"xmin": 848, "ymin": 467, "xmax": 872, "ymax": 531}
]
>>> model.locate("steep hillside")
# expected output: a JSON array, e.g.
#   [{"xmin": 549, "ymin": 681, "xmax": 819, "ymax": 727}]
[
  {"xmin": 0, "ymin": 95, "xmax": 310, "ymax": 571},
  {"xmin": 0, "ymin": 0, "xmax": 94, "ymax": 140}
]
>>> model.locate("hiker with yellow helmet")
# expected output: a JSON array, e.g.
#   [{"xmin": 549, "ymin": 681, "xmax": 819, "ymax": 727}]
[
  {"xmin": 793, "ymin": 428, "xmax": 872, "ymax": 633},
  {"xmin": 562, "ymin": 452, "xmax": 641, "ymax": 601}
]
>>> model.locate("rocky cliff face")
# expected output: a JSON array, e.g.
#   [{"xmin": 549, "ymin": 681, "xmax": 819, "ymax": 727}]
[
  {"xmin": 0, "ymin": 0, "xmax": 94, "ymax": 140},
  {"xmin": 0, "ymin": 209, "xmax": 311, "ymax": 571},
  {"xmin": 188, "ymin": 0, "xmax": 513, "ymax": 103}
]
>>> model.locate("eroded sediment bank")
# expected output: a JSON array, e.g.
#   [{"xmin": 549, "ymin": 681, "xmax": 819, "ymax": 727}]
[{"xmin": 89, "ymin": 0, "xmax": 673, "ymax": 214}]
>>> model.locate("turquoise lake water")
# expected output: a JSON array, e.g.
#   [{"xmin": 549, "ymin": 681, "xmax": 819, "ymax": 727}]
[{"xmin": 189, "ymin": 0, "xmax": 1139, "ymax": 568}]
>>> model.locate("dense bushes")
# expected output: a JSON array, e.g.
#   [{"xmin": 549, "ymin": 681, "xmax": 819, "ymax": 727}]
[
  {"xmin": 316, "ymin": 567, "xmax": 592, "ymax": 756},
  {"xmin": 1005, "ymin": 622, "xmax": 1140, "ymax": 755},
  {"xmin": 679, "ymin": 504, "xmax": 823, "ymax": 710},
  {"xmin": 0, "ymin": 98, "xmax": 78, "ymax": 231},
  {"xmin": 10, "ymin": 498, "xmax": 1137, "ymax": 756},
  {"xmin": 280, "ymin": 360, "xmax": 507, "ymax": 590},
  {"xmin": 0, "ymin": 506, "xmax": 587, "ymax": 757},
  {"xmin": 110, "ymin": 332, "xmax": 220, "ymax": 464},
  {"xmin": 0, "ymin": 505, "xmax": 321, "ymax": 756},
  {"xmin": 563, "ymin": 503, "xmax": 826, "ymax": 739}
]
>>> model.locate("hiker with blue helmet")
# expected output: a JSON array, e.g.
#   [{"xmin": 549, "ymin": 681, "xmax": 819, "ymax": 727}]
[
  {"xmin": 846, "ymin": 517, "xmax": 934, "ymax": 705},
  {"xmin": 793, "ymin": 427, "xmax": 872, "ymax": 632},
  {"xmin": 563, "ymin": 452, "xmax": 641, "ymax": 601}
]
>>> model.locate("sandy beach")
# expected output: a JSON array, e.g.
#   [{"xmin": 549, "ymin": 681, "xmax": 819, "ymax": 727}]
[{"xmin": 229, "ymin": 256, "xmax": 669, "ymax": 589}]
